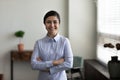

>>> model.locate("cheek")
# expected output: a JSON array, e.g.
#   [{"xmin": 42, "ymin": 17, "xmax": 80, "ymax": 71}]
[{"xmin": 56, "ymin": 25, "xmax": 59, "ymax": 29}]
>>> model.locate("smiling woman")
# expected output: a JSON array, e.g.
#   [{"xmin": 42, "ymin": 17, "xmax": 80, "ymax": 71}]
[
  {"xmin": 43, "ymin": 10, "xmax": 60, "ymax": 37},
  {"xmin": 31, "ymin": 10, "xmax": 73, "ymax": 80}
]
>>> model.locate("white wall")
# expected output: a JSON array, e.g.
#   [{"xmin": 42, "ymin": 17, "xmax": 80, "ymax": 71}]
[
  {"xmin": 0, "ymin": 0, "xmax": 96, "ymax": 80},
  {"xmin": 0, "ymin": 0, "xmax": 68, "ymax": 80},
  {"xmin": 69, "ymin": 0, "xmax": 97, "ymax": 59}
]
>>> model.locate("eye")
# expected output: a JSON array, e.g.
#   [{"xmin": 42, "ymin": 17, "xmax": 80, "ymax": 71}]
[
  {"xmin": 45, "ymin": 20, "xmax": 59, "ymax": 24},
  {"xmin": 46, "ymin": 21, "xmax": 51, "ymax": 24},
  {"xmin": 53, "ymin": 21, "xmax": 59, "ymax": 24}
]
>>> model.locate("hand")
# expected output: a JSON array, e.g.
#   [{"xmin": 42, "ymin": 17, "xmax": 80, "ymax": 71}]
[
  {"xmin": 53, "ymin": 58, "xmax": 64, "ymax": 66},
  {"xmin": 36, "ymin": 57, "xmax": 50, "ymax": 72},
  {"xmin": 36, "ymin": 57, "xmax": 42, "ymax": 61},
  {"xmin": 41, "ymin": 68, "xmax": 50, "ymax": 72}
]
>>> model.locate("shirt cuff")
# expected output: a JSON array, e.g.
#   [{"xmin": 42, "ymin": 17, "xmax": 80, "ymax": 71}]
[
  {"xmin": 49, "ymin": 67, "xmax": 54, "ymax": 74},
  {"xmin": 49, "ymin": 66, "xmax": 60, "ymax": 74},
  {"xmin": 45, "ymin": 61, "xmax": 53, "ymax": 68}
]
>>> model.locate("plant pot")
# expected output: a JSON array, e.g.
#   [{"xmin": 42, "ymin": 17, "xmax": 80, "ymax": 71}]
[
  {"xmin": 18, "ymin": 43, "xmax": 24, "ymax": 52},
  {"xmin": 108, "ymin": 56, "xmax": 120, "ymax": 79}
]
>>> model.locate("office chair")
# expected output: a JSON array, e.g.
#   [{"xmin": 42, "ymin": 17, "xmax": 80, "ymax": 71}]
[{"xmin": 66, "ymin": 56, "xmax": 83, "ymax": 80}]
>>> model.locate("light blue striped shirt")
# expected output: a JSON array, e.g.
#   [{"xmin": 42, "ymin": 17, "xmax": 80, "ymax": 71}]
[{"xmin": 31, "ymin": 34, "xmax": 73, "ymax": 80}]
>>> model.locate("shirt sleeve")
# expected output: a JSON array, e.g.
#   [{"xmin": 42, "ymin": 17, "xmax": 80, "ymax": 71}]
[
  {"xmin": 49, "ymin": 38, "xmax": 73, "ymax": 74},
  {"xmin": 31, "ymin": 41, "xmax": 53, "ymax": 70}
]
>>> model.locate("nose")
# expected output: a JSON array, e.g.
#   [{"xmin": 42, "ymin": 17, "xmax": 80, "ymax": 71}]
[{"xmin": 50, "ymin": 22, "xmax": 54, "ymax": 27}]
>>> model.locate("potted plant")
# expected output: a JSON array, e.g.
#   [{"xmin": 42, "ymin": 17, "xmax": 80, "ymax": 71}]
[
  {"xmin": 103, "ymin": 43, "xmax": 120, "ymax": 79},
  {"xmin": 14, "ymin": 30, "xmax": 25, "ymax": 52}
]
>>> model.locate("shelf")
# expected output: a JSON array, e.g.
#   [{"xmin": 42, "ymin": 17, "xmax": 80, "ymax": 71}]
[
  {"xmin": 10, "ymin": 50, "xmax": 33, "ymax": 80},
  {"xmin": 11, "ymin": 50, "xmax": 33, "ymax": 61},
  {"xmin": 84, "ymin": 59, "xmax": 110, "ymax": 80}
]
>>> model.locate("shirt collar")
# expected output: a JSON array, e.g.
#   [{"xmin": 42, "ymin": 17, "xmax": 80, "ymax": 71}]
[{"xmin": 45, "ymin": 34, "xmax": 60, "ymax": 42}]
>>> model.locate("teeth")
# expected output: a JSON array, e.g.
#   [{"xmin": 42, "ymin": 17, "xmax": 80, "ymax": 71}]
[{"xmin": 50, "ymin": 28, "xmax": 54, "ymax": 30}]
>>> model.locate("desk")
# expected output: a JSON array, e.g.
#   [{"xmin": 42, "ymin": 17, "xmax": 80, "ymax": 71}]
[
  {"xmin": 84, "ymin": 59, "xmax": 110, "ymax": 80},
  {"xmin": 10, "ymin": 50, "xmax": 33, "ymax": 80}
]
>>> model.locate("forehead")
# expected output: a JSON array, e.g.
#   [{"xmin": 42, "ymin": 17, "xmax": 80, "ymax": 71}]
[{"xmin": 46, "ymin": 16, "xmax": 59, "ymax": 21}]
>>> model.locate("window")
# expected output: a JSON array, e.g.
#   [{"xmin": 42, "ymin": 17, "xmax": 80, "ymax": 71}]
[{"xmin": 97, "ymin": 0, "xmax": 120, "ymax": 65}]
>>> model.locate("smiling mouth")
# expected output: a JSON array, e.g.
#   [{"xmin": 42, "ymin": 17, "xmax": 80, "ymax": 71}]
[{"xmin": 49, "ymin": 28, "xmax": 56, "ymax": 30}]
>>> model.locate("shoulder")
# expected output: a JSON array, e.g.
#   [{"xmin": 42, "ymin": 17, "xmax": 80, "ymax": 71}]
[
  {"xmin": 35, "ymin": 36, "xmax": 46, "ymax": 44},
  {"xmin": 59, "ymin": 35, "xmax": 70, "ymax": 43}
]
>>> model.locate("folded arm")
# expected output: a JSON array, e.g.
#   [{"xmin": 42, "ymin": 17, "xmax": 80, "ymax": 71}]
[
  {"xmin": 31, "ymin": 41, "xmax": 53, "ymax": 70},
  {"xmin": 49, "ymin": 39, "xmax": 73, "ymax": 74},
  {"xmin": 31, "ymin": 41, "xmax": 65, "ymax": 71},
  {"xmin": 36, "ymin": 57, "xmax": 65, "ymax": 72},
  {"xmin": 31, "ymin": 39, "xmax": 73, "ymax": 74}
]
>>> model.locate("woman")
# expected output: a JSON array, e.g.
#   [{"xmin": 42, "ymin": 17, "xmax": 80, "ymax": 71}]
[{"xmin": 31, "ymin": 10, "xmax": 73, "ymax": 80}]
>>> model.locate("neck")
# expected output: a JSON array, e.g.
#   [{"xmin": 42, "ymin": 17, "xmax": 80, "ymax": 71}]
[{"xmin": 47, "ymin": 33, "xmax": 57, "ymax": 38}]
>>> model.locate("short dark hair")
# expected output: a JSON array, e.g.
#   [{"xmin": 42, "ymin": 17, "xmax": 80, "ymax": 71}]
[{"xmin": 43, "ymin": 10, "xmax": 60, "ymax": 24}]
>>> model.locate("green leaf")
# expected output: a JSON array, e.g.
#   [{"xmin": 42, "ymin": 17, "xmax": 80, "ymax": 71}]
[{"xmin": 14, "ymin": 30, "xmax": 25, "ymax": 38}]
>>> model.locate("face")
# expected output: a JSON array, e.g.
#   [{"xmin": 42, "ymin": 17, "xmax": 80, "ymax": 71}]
[{"xmin": 44, "ymin": 16, "xmax": 60, "ymax": 37}]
